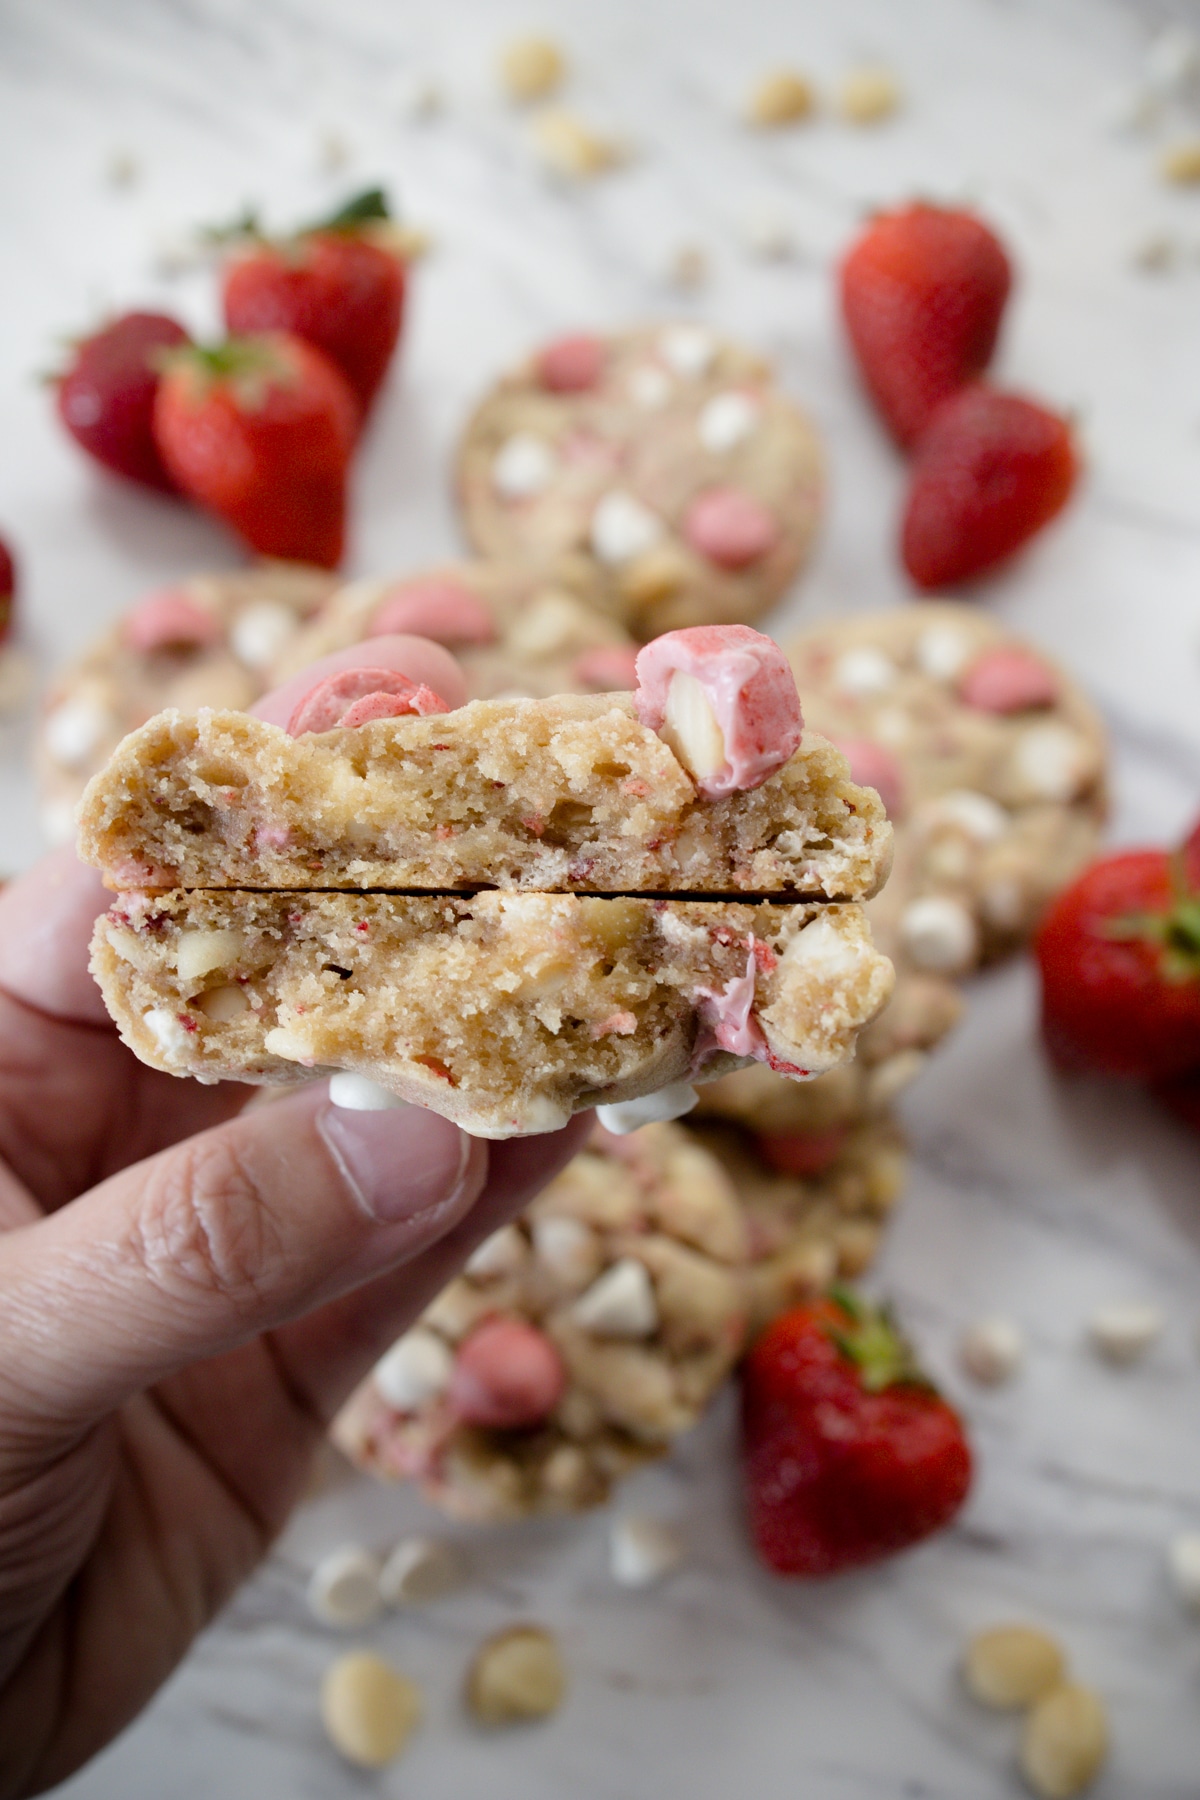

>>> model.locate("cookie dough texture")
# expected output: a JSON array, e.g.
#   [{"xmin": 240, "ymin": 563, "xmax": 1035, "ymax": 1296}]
[
  {"xmin": 90, "ymin": 890, "xmax": 894, "ymax": 1137},
  {"xmin": 78, "ymin": 696, "xmax": 893, "ymax": 900},
  {"xmin": 456, "ymin": 324, "xmax": 823, "ymax": 637},
  {"xmin": 332, "ymin": 1121, "xmax": 751, "ymax": 1517},
  {"xmin": 37, "ymin": 562, "xmax": 336, "ymax": 841}
]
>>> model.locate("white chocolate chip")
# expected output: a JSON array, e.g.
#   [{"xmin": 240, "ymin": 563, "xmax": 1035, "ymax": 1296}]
[
  {"xmin": 963, "ymin": 1625, "xmax": 1066, "ymax": 1709},
  {"xmin": 629, "ymin": 364, "xmax": 672, "ymax": 410},
  {"xmin": 230, "ymin": 599, "xmax": 296, "ymax": 670},
  {"xmin": 914, "ymin": 623, "xmax": 972, "ymax": 680},
  {"xmin": 960, "ymin": 1317, "xmax": 1025, "ymax": 1385},
  {"xmin": 329, "ymin": 1072, "xmax": 407, "ymax": 1111},
  {"xmin": 175, "ymin": 927, "xmax": 243, "ymax": 984},
  {"xmin": 373, "ymin": 1328, "xmax": 454, "ymax": 1411},
  {"xmin": 698, "ymin": 391, "xmax": 760, "ymax": 453},
  {"xmin": 834, "ymin": 647, "xmax": 896, "ymax": 696},
  {"xmin": 899, "ymin": 896, "xmax": 978, "ymax": 974},
  {"xmin": 142, "ymin": 1007, "xmax": 192, "ymax": 1061},
  {"xmin": 921, "ymin": 789, "xmax": 1009, "ymax": 843},
  {"xmin": 499, "ymin": 34, "xmax": 565, "ymax": 103},
  {"xmin": 464, "ymin": 1223, "xmax": 528, "ymax": 1279},
  {"xmin": 570, "ymin": 1257, "xmax": 659, "ymax": 1336},
  {"xmin": 321, "ymin": 1651, "xmax": 422, "ymax": 1768},
  {"xmin": 596, "ymin": 1082, "xmax": 699, "ymax": 1134},
  {"xmin": 658, "ymin": 324, "xmax": 716, "ymax": 377},
  {"xmin": 1010, "ymin": 723, "xmax": 1090, "ymax": 802},
  {"xmin": 589, "ymin": 490, "xmax": 665, "ymax": 565},
  {"xmin": 44, "ymin": 694, "xmax": 115, "ymax": 767},
  {"xmin": 1087, "ymin": 1300, "xmax": 1163, "ymax": 1365},
  {"xmin": 662, "ymin": 669, "xmax": 727, "ymax": 783},
  {"xmin": 467, "ymin": 1625, "xmax": 566, "ymax": 1725},
  {"xmin": 307, "ymin": 1545, "xmax": 384, "ymax": 1628},
  {"xmin": 195, "ymin": 983, "xmax": 251, "ymax": 1022},
  {"xmin": 531, "ymin": 1214, "xmax": 600, "ymax": 1288},
  {"xmin": 783, "ymin": 911, "xmax": 866, "ymax": 979},
  {"xmin": 610, "ymin": 1514, "xmax": 684, "ymax": 1587},
  {"xmin": 1167, "ymin": 1531, "xmax": 1200, "ymax": 1611},
  {"xmin": 379, "ymin": 1535, "xmax": 465, "ymax": 1607},
  {"xmin": 492, "ymin": 431, "xmax": 557, "ymax": 500},
  {"xmin": 1020, "ymin": 1683, "xmax": 1109, "ymax": 1799}
]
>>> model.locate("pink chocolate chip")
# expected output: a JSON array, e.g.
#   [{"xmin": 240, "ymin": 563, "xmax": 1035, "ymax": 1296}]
[
  {"xmin": 286, "ymin": 666, "xmax": 449, "ymax": 735},
  {"xmin": 123, "ymin": 588, "xmax": 223, "ymax": 654},
  {"xmin": 633, "ymin": 624, "xmax": 803, "ymax": 798},
  {"xmin": 571, "ymin": 644, "xmax": 640, "ymax": 691},
  {"xmin": 448, "ymin": 1316, "xmax": 566, "ymax": 1430},
  {"xmin": 958, "ymin": 647, "xmax": 1060, "ymax": 714},
  {"xmin": 369, "ymin": 579, "xmax": 497, "ymax": 648},
  {"xmin": 536, "ymin": 334, "xmax": 606, "ymax": 393},
  {"xmin": 696, "ymin": 944, "xmax": 768, "ymax": 1060},
  {"xmin": 683, "ymin": 486, "xmax": 780, "ymax": 570},
  {"xmin": 830, "ymin": 735, "xmax": 906, "ymax": 819}
]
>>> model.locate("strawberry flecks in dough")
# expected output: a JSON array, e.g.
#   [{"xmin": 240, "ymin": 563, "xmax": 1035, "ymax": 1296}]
[
  {"xmin": 536, "ymin": 333, "xmax": 606, "ymax": 393},
  {"xmin": 591, "ymin": 1009, "xmax": 638, "ymax": 1038},
  {"xmin": 829, "ymin": 735, "xmax": 906, "ymax": 819},
  {"xmin": 286, "ymin": 666, "xmax": 449, "ymax": 735},
  {"xmin": 571, "ymin": 644, "xmax": 640, "ymax": 690},
  {"xmin": 369, "ymin": 580, "xmax": 497, "ymax": 647},
  {"xmin": 253, "ymin": 823, "xmax": 294, "ymax": 852},
  {"xmin": 634, "ymin": 624, "xmax": 803, "ymax": 799},
  {"xmin": 683, "ymin": 486, "xmax": 780, "ymax": 570},
  {"xmin": 122, "ymin": 589, "xmax": 223, "ymax": 653},
  {"xmin": 958, "ymin": 646, "xmax": 1060, "ymax": 714},
  {"xmin": 448, "ymin": 1318, "xmax": 566, "ymax": 1429}
]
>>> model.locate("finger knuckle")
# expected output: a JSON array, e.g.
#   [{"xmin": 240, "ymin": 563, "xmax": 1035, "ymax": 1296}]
[{"xmin": 134, "ymin": 1136, "xmax": 285, "ymax": 1318}]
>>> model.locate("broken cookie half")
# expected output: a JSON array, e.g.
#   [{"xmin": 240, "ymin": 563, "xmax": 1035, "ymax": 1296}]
[{"xmin": 83, "ymin": 626, "xmax": 896, "ymax": 1138}]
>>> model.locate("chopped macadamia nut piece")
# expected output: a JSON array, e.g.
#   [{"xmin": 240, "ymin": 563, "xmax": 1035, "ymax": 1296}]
[
  {"xmin": 467, "ymin": 1625, "xmax": 566, "ymax": 1724},
  {"xmin": 1087, "ymin": 1301, "xmax": 1163, "ymax": 1365},
  {"xmin": 500, "ymin": 35, "xmax": 566, "ymax": 102},
  {"xmin": 532, "ymin": 109, "xmax": 623, "ymax": 178},
  {"xmin": 1020, "ymin": 1683, "xmax": 1108, "ymax": 1798},
  {"xmin": 960, "ymin": 1317, "xmax": 1025, "ymax": 1385},
  {"xmin": 307, "ymin": 1546, "xmax": 383, "ymax": 1628},
  {"xmin": 380, "ymin": 1536, "xmax": 465, "ymax": 1607},
  {"xmin": 963, "ymin": 1625, "xmax": 1066, "ymax": 1709},
  {"xmin": 1161, "ymin": 139, "xmax": 1200, "ymax": 182},
  {"xmin": 839, "ymin": 66, "xmax": 901, "ymax": 123},
  {"xmin": 321, "ymin": 1651, "xmax": 422, "ymax": 1767},
  {"xmin": 610, "ymin": 1514, "xmax": 684, "ymax": 1587},
  {"xmin": 746, "ymin": 69, "xmax": 817, "ymax": 126}
]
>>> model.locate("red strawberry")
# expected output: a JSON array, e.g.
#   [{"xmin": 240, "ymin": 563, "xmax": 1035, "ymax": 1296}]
[
  {"xmin": 1036, "ymin": 850, "xmax": 1200, "ymax": 1081},
  {"xmin": 0, "ymin": 534, "xmax": 15, "ymax": 643},
  {"xmin": 221, "ymin": 188, "xmax": 406, "ymax": 415},
  {"xmin": 741, "ymin": 1289, "xmax": 972, "ymax": 1577},
  {"xmin": 153, "ymin": 334, "xmax": 358, "ymax": 567},
  {"xmin": 840, "ymin": 202, "xmax": 1012, "ymax": 447},
  {"xmin": 54, "ymin": 311, "xmax": 191, "ymax": 493},
  {"xmin": 901, "ymin": 384, "xmax": 1078, "ymax": 590}
]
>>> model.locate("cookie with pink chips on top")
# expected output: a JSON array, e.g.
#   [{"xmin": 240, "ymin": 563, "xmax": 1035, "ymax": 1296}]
[
  {"xmin": 332, "ymin": 1119, "xmax": 752, "ymax": 1519},
  {"xmin": 455, "ymin": 325, "xmax": 824, "ymax": 638},
  {"xmin": 36, "ymin": 561, "xmax": 337, "ymax": 843},
  {"xmin": 269, "ymin": 557, "xmax": 639, "ymax": 701}
]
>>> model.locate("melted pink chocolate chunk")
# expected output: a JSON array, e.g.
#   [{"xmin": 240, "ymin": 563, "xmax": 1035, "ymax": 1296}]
[
  {"xmin": 683, "ymin": 486, "xmax": 780, "ymax": 570},
  {"xmin": 536, "ymin": 334, "xmax": 606, "ymax": 393},
  {"xmin": 634, "ymin": 623, "xmax": 803, "ymax": 798},
  {"xmin": 369, "ymin": 579, "xmax": 497, "ymax": 648},
  {"xmin": 829, "ymin": 735, "xmax": 905, "ymax": 819},
  {"xmin": 448, "ymin": 1317, "xmax": 566, "ymax": 1430},
  {"xmin": 123, "ymin": 588, "xmax": 223, "ymax": 654},
  {"xmin": 571, "ymin": 644, "xmax": 640, "ymax": 690},
  {"xmin": 286, "ymin": 666, "xmax": 449, "ymax": 735},
  {"xmin": 695, "ymin": 944, "xmax": 768, "ymax": 1060},
  {"xmin": 957, "ymin": 646, "xmax": 1060, "ymax": 714}
]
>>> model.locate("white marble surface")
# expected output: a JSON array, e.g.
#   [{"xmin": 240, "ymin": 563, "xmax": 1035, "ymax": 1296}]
[{"xmin": 6, "ymin": 0, "xmax": 1200, "ymax": 1793}]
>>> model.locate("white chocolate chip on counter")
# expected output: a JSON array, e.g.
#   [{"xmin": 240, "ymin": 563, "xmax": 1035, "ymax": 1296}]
[
  {"xmin": 230, "ymin": 599, "xmax": 296, "ymax": 670},
  {"xmin": 899, "ymin": 896, "xmax": 978, "ymax": 974},
  {"xmin": 960, "ymin": 1317, "xmax": 1025, "ymax": 1385},
  {"xmin": 1087, "ymin": 1300, "xmax": 1163, "ymax": 1365},
  {"xmin": 499, "ymin": 34, "xmax": 566, "ymax": 103},
  {"xmin": 175, "ymin": 928, "xmax": 243, "ymax": 984},
  {"xmin": 658, "ymin": 323, "xmax": 716, "ymax": 377},
  {"xmin": 1167, "ymin": 1531, "xmax": 1200, "ymax": 1611},
  {"xmin": 834, "ymin": 647, "xmax": 896, "ymax": 696},
  {"xmin": 466, "ymin": 1624, "xmax": 566, "ymax": 1725},
  {"xmin": 492, "ymin": 431, "xmax": 557, "ymax": 499},
  {"xmin": 698, "ymin": 391, "xmax": 760, "ymax": 453},
  {"xmin": 610, "ymin": 1514, "xmax": 684, "ymax": 1588},
  {"xmin": 839, "ymin": 65, "xmax": 902, "ymax": 123},
  {"xmin": 963, "ymin": 1624, "xmax": 1066, "ymax": 1710},
  {"xmin": 745, "ymin": 68, "xmax": 816, "ymax": 127},
  {"xmin": 590, "ymin": 490, "xmax": 665, "ymax": 565},
  {"xmin": 373, "ymin": 1328, "xmax": 454, "ymax": 1411},
  {"xmin": 45, "ymin": 694, "xmax": 115, "ymax": 767},
  {"xmin": 465, "ymin": 1224, "xmax": 528, "ymax": 1280},
  {"xmin": 321, "ymin": 1650, "xmax": 422, "ymax": 1768},
  {"xmin": 329, "ymin": 1071, "xmax": 408, "ymax": 1110},
  {"xmin": 570, "ymin": 1257, "xmax": 659, "ymax": 1337},
  {"xmin": 1020, "ymin": 1683, "xmax": 1109, "ymax": 1798},
  {"xmin": 531, "ymin": 109, "xmax": 623, "ymax": 178},
  {"xmin": 596, "ymin": 1081, "xmax": 699, "ymax": 1134},
  {"xmin": 307, "ymin": 1545, "xmax": 383, "ymax": 1629},
  {"xmin": 380, "ymin": 1535, "xmax": 465, "ymax": 1608}
]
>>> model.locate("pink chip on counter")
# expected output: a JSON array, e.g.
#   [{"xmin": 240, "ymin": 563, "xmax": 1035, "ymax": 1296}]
[
  {"xmin": 122, "ymin": 588, "xmax": 223, "ymax": 653},
  {"xmin": 829, "ymin": 735, "xmax": 906, "ymax": 819},
  {"xmin": 958, "ymin": 646, "xmax": 1060, "ymax": 714},
  {"xmin": 286, "ymin": 665, "xmax": 449, "ymax": 735},
  {"xmin": 634, "ymin": 623, "xmax": 803, "ymax": 799},
  {"xmin": 448, "ymin": 1317, "xmax": 566, "ymax": 1429},
  {"xmin": 571, "ymin": 644, "xmax": 640, "ymax": 690},
  {"xmin": 682, "ymin": 486, "xmax": 781, "ymax": 570},
  {"xmin": 536, "ymin": 333, "xmax": 606, "ymax": 393},
  {"xmin": 369, "ymin": 579, "xmax": 497, "ymax": 647}
]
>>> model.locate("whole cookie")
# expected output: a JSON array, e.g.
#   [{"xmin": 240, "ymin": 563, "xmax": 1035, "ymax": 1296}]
[
  {"xmin": 38, "ymin": 561, "xmax": 336, "ymax": 842},
  {"xmin": 456, "ymin": 324, "xmax": 824, "ymax": 638},
  {"xmin": 270, "ymin": 558, "xmax": 638, "ymax": 699},
  {"xmin": 332, "ymin": 1120, "xmax": 749, "ymax": 1519}
]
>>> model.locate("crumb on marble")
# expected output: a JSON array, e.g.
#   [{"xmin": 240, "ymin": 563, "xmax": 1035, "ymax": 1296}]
[
  {"xmin": 838, "ymin": 65, "xmax": 902, "ymax": 124},
  {"xmin": 745, "ymin": 69, "xmax": 817, "ymax": 128}
]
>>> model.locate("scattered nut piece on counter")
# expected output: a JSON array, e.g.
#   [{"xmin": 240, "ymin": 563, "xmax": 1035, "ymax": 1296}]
[
  {"xmin": 500, "ymin": 35, "xmax": 567, "ymax": 102},
  {"xmin": 1020, "ymin": 1682, "xmax": 1109, "ymax": 1798},
  {"xmin": 1086, "ymin": 1300, "xmax": 1163, "ymax": 1365},
  {"xmin": 467, "ymin": 1624, "xmax": 567, "ymax": 1725},
  {"xmin": 745, "ymin": 69, "xmax": 817, "ymax": 127},
  {"xmin": 1166, "ymin": 1530, "xmax": 1200, "ymax": 1611},
  {"xmin": 1131, "ymin": 233, "xmax": 1178, "ymax": 273},
  {"xmin": 667, "ymin": 243, "xmax": 709, "ymax": 290},
  {"xmin": 321, "ymin": 1650, "xmax": 422, "ymax": 1768},
  {"xmin": 963, "ymin": 1624, "xmax": 1066, "ymax": 1710},
  {"xmin": 1160, "ymin": 139, "xmax": 1200, "ymax": 183},
  {"xmin": 741, "ymin": 207, "xmax": 797, "ymax": 260},
  {"xmin": 531, "ymin": 109, "xmax": 624, "ymax": 177},
  {"xmin": 1145, "ymin": 24, "xmax": 1200, "ymax": 93},
  {"xmin": 380, "ymin": 1535, "xmax": 465, "ymax": 1607},
  {"xmin": 838, "ymin": 65, "xmax": 902, "ymax": 123},
  {"xmin": 960, "ymin": 1317, "xmax": 1025, "ymax": 1385},
  {"xmin": 609, "ymin": 1514, "xmax": 685, "ymax": 1588},
  {"xmin": 307, "ymin": 1545, "xmax": 384, "ymax": 1628}
]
